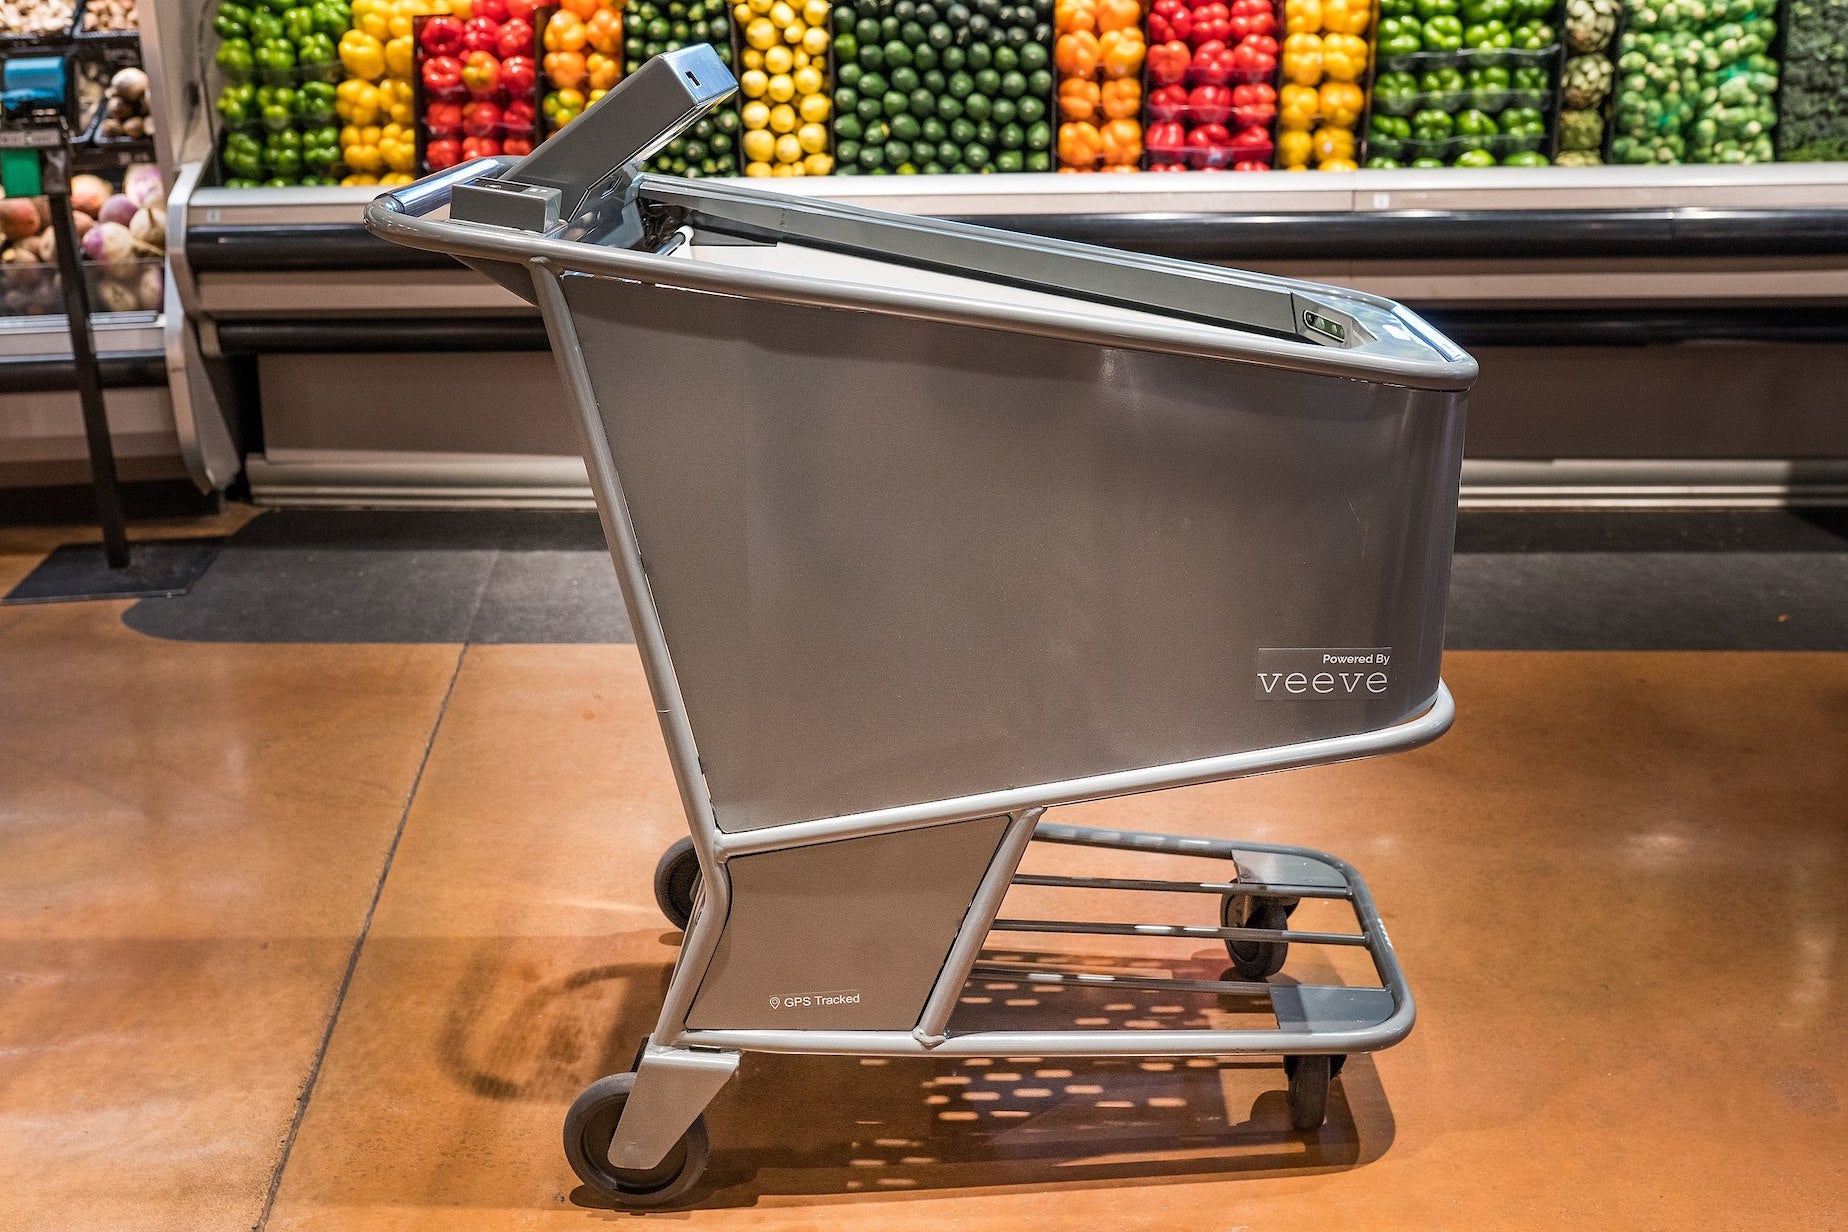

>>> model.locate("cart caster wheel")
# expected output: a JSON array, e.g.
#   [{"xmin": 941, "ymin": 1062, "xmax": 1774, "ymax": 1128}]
[
  {"xmin": 1223, "ymin": 894, "xmax": 1291, "ymax": 979},
  {"xmin": 653, "ymin": 838, "xmax": 700, "ymax": 930},
  {"xmin": 1282, "ymin": 1055, "xmax": 1333, "ymax": 1131},
  {"xmin": 564, "ymin": 1072, "xmax": 710, "ymax": 1209}
]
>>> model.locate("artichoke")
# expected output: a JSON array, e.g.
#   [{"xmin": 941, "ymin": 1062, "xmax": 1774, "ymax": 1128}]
[
  {"xmin": 1567, "ymin": 0, "xmax": 1621, "ymax": 51},
  {"xmin": 1564, "ymin": 54, "xmax": 1617, "ymax": 108},
  {"xmin": 1560, "ymin": 108, "xmax": 1608, "ymax": 150}
]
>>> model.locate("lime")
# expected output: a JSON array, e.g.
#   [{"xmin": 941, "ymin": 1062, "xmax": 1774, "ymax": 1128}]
[
  {"xmin": 974, "ymin": 67, "xmax": 1000, "ymax": 95},
  {"xmin": 922, "ymin": 68, "xmax": 946, "ymax": 92},
  {"xmin": 835, "ymin": 113, "xmax": 864, "ymax": 140},
  {"xmin": 922, "ymin": 116, "xmax": 947, "ymax": 141},
  {"xmin": 854, "ymin": 16, "xmax": 879, "ymax": 42},
  {"xmin": 892, "ymin": 66, "xmax": 920, "ymax": 92},
  {"xmin": 837, "ymin": 137, "xmax": 861, "ymax": 161},
  {"xmin": 1026, "ymin": 67, "xmax": 1051, "ymax": 95},
  {"xmin": 1026, "ymin": 149, "xmax": 1050, "ymax": 171},
  {"xmin": 886, "ymin": 138, "xmax": 912, "ymax": 164},
  {"xmin": 993, "ymin": 45, "xmax": 1017, "ymax": 72},
  {"xmin": 948, "ymin": 70, "xmax": 974, "ymax": 97},
  {"xmin": 940, "ymin": 45, "xmax": 964, "ymax": 70},
  {"xmin": 835, "ymin": 33, "xmax": 858, "ymax": 60},
  {"xmin": 966, "ymin": 41, "xmax": 991, "ymax": 70},
  {"xmin": 996, "ymin": 149, "xmax": 1023, "ymax": 171},
  {"xmin": 892, "ymin": 113, "xmax": 921, "ymax": 141},
  {"xmin": 838, "ymin": 61, "xmax": 862, "ymax": 88},
  {"xmin": 963, "ymin": 93, "xmax": 991, "ymax": 121},
  {"xmin": 863, "ymin": 118, "xmax": 890, "ymax": 144},
  {"xmin": 999, "ymin": 70, "xmax": 1025, "ymax": 98},
  {"xmin": 922, "ymin": 160, "xmax": 946, "ymax": 174},
  {"xmin": 927, "ymin": 21, "xmax": 953, "ymax": 47},
  {"xmin": 1018, "ymin": 41, "xmax": 1047, "ymax": 71},
  {"xmin": 1025, "ymin": 119, "xmax": 1050, "ymax": 150},
  {"xmin": 859, "ymin": 71, "xmax": 889, "ymax": 97},
  {"xmin": 999, "ymin": 120, "xmax": 1023, "ymax": 149},
  {"xmin": 936, "ymin": 94, "xmax": 963, "ymax": 121},
  {"xmin": 990, "ymin": 96, "xmax": 1016, "ymax": 124},
  {"xmin": 963, "ymin": 140, "xmax": 991, "ymax": 167},
  {"xmin": 913, "ymin": 45, "xmax": 937, "ymax": 70},
  {"xmin": 949, "ymin": 116, "xmax": 975, "ymax": 142},
  {"xmin": 882, "ymin": 90, "xmax": 908, "ymax": 116},
  {"xmin": 884, "ymin": 40, "xmax": 913, "ymax": 68},
  {"xmin": 857, "ymin": 144, "xmax": 883, "ymax": 169},
  {"xmin": 909, "ymin": 87, "xmax": 935, "ymax": 116},
  {"xmin": 859, "ymin": 43, "xmax": 884, "ymax": 69},
  {"xmin": 855, "ymin": 96, "xmax": 881, "ymax": 121},
  {"xmin": 1015, "ymin": 95, "xmax": 1044, "ymax": 123}
]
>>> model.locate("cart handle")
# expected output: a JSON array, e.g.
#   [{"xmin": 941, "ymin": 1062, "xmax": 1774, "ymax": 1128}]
[{"xmin": 377, "ymin": 156, "xmax": 518, "ymax": 219}]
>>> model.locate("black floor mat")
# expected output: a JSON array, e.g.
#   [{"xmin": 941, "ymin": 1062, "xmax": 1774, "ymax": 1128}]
[
  {"xmin": 113, "ymin": 508, "xmax": 1848, "ymax": 650},
  {"xmin": 5, "ymin": 539, "xmax": 225, "ymax": 605}
]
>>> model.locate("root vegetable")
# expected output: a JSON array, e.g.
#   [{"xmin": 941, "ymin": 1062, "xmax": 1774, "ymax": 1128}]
[
  {"xmin": 108, "ymin": 67, "xmax": 148, "ymax": 104},
  {"xmin": 72, "ymin": 210, "xmax": 95, "ymax": 239},
  {"xmin": 69, "ymin": 174, "xmax": 111, "ymax": 217},
  {"xmin": 123, "ymin": 164, "xmax": 165, "ymax": 208},
  {"xmin": 95, "ymin": 277, "xmax": 140, "ymax": 313},
  {"xmin": 98, "ymin": 194, "xmax": 137, "ymax": 227},
  {"xmin": 0, "ymin": 198, "xmax": 41, "ymax": 242},
  {"xmin": 136, "ymin": 265, "xmax": 164, "ymax": 311},
  {"xmin": 129, "ymin": 204, "xmax": 165, "ymax": 249}
]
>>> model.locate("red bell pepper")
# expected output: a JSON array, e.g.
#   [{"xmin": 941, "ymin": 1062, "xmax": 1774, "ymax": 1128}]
[
  {"xmin": 501, "ymin": 134, "xmax": 534, "ymax": 155},
  {"xmin": 425, "ymin": 100, "xmax": 464, "ymax": 137},
  {"xmin": 460, "ymin": 49, "xmax": 501, "ymax": 95},
  {"xmin": 501, "ymin": 96, "xmax": 537, "ymax": 133},
  {"xmin": 495, "ymin": 17, "xmax": 533, "ymax": 59},
  {"xmin": 461, "ymin": 135, "xmax": 502, "ymax": 159},
  {"xmin": 1188, "ymin": 41, "xmax": 1236, "ymax": 84},
  {"xmin": 1145, "ymin": 119, "xmax": 1187, "ymax": 153},
  {"xmin": 1231, "ymin": 82, "xmax": 1277, "ymax": 126},
  {"xmin": 1228, "ymin": 124, "xmax": 1274, "ymax": 156},
  {"xmin": 1147, "ymin": 83, "xmax": 1189, "ymax": 121},
  {"xmin": 1233, "ymin": 159, "xmax": 1269, "ymax": 171},
  {"xmin": 419, "ymin": 15, "xmax": 465, "ymax": 57},
  {"xmin": 1228, "ymin": 0, "xmax": 1275, "ymax": 39},
  {"xmin": 1187, "ymin": 83, "xmax": 1233, "ymax": 124},
  {"xmin": 1147, "ymin": 40, "xmax": 1192, "ymax": 87},
  {"xmin": 1148, "ymin": 162, "xmax": 1189, "ymax": 171},
  {"xmin": 1149, "ymin": 0, "xmax": 1192, "ymax": 42},
  {"xmin": 461, "ymin": 16, "xmax": 502, "ymax": 54},
  {"xmin": 425, "ymin": 137, "xmax": 462, "ymax": 169},
  {"xmin": 421, "ymin": 54, "xmax": 464, "ymax": 98},
  {"xmin": 1229, "ymin": 35, "xmax": 1277, "ymax": 77},
  {"xmin": 462, "ymin": 99, "xmax": 502, "ymax": 137},
  {"xmin": 1188, "ymin": 2, "xmax": 1232, "ymax": 46},
  {"xmin": 471, "ymin": 0, "xmax": 508, "ymax": 21},
  {"xmin": 499, "ymin": 53, "xmax": 536, "ymax": 96}
]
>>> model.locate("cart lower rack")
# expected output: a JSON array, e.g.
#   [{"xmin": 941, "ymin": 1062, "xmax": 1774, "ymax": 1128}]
[{"xmin": 366, "ymin": 44, "xmax": 1474, "ymax": 1210}]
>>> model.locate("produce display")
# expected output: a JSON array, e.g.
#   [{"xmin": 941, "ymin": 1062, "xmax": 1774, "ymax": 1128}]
[
  {"xmin": 736, "ymin": 0, "xmax": 834, "ymax": 177},
  {"xmin": 0, "ymin": 166, "xmax": 166, "ymax": 317},
  {"xmin": 215, "ymin": 0, "xmax": 354, "ymax": 185},
  {"xmin": 1556, "ymin": 0, "xmax": 1619, "ymax": 163},
  {"xmin": 333, "ymin": 0, "xmax": 444, "ymax": 186},
  {"xmin": 81, "ymin": 0, "xmax": 139, "ymax": 32},
  {"xmin": 626, "ymin": 0, "xmax": 738, "ymax": 175},
  {"xmin": 1276, "ymin": 0, "xmax": 1367, "ymax": 170},
  {"xmin": 538, "ymin": 0, "xmax": 622, "ymax": 129},
  {"xmin": 96, "ymin": 65, "xmax": 153, "ymax": 141},
  {"xmin": 1053, "ymin": 0, "xmax": 1143, "ymax": 170},
  {"xmin": 0, "ymin": 0, "xmax": 76, "ymax": 37},
  {"xmin": 1367, "ymin": 0, "xmax": 1558, "ymax": 167},
  {"xmin": 1144, "ymin": 0, "xmax": 1276, "ymax": 170},
  {"xmin": 1780, "ymin": 0, "xmax": 1848, "ymax": 159},
  {"xmin": 1611, "ymin": 0, "xmax": 1778, "ymax": 164},
  {"xmin": 832, "ymin": 0, "xmax": 1054, "ymax": 174},
  {"xmin": 417, "ymin": 0, "xmax": 542, "ymax": 170}
]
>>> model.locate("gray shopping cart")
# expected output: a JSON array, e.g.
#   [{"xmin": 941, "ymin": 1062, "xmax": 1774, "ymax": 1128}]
[{"xmin": 367, "ymin": 45, "xmax": 1474, "ymax": 1210}]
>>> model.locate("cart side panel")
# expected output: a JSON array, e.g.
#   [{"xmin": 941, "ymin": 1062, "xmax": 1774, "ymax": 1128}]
[
  {"xmin": 560, "ymin": 273, "xmax": 1465, "ymax": 833},
  {"xmin": 685, "ymin": 816, "xmax": 1012, "ymax": 1031}
]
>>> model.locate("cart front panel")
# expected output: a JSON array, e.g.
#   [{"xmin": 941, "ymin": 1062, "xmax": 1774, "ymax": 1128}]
[{"xmin": 560, "ymin": 270, "xmax": 1464, "ymax": 834}]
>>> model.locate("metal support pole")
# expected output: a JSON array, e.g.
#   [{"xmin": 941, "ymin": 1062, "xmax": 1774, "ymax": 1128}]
[{"xmin": 43, "ymin": 144, "xmax": 128, "ymax": 569}]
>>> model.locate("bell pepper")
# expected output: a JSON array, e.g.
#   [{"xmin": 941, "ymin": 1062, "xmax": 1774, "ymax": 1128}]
[
  {"xmin": 1454, "ymin": 147, "xmax": 1496, "ymax": 166},
  {"xmin": 1284, "ymin": 0, "xmax": 1321, "ymax": 35},
  {"xmin": 1281, "ymin": 32, "xmax": 1322, "ymax": 85},
  {"xmin": 379, "ymin": 122, "xmax": 417, "ymax": 173},
  {"xmin": 263, "ymin": 129, "xmax": 303, "ymax": 179},
  {"xmin": 1145, "ymin": 119, "xmax": 1186, "ymax": 155},
  {"xmin": 217, "ymin": 37, "xmax": 256, "ymax": 81},
  {"xmin": 216, "ymin": 82, "xmax": 257, "ymax": 126},
  {"xmin": 297, "ymin": 80, "xmax": 337, "ymax": 123},
  {"xmin": 1422, "ymin": 15, "xmax": 1464, "ymax": 49},
  {"xmin": 1312, "ymin": 125, "xmax": 1353, "ymax": 161},
  {"xmin": 1057, "ymin": 120, "xmax": 1104, "ymax": 166},
  {"xmin": 1511, "ymin": 63, "xmax": 1549, "ymax": 91},
  {"xmin": 1058, "ymin": 0, "xmax": 1099, "ymax": 34},
  {"xmin": 1059, "ymin": 76, "xmax": 1100, "ymax": 121},
  {"xmin": 1453, "ymin": 107, "xmax": 1497, "ymax": 148},
  {"xmin": 1320, "ymin": 0, "xmax": 1372, "ymax": 35},
  {"xmin": 223, "ymin": 132, "xmax": 265, "ymax": 179},
  {"xmin": 1228, "ymin": 123, "xmax": 1272, "ymax": 157},
  {"xmin": 1098, "ymin": 28, "xmax": 1146, "ymax": 78},
  {"xmin": 1321, "ymin": 32, "xmax": 1367, "ymax": 81},
  {"xmin": 1231, "ymin": 82, "xmax": 1277, "ymax": 126},
  {"xmin": 298, "ymin": 32, "xmax": 339, "ymax": 76},
  {"xmin": 1147, "ymin": 40, "xmax": 1191, "ymax": 86},
  {"xmin": 1230, "ymin": 0, "xmax": 1277, "ymax": 39},
  {"xmin": 1463, "ymin": 20, "xmax": 1511, "ymax": 48},
  {"xmin": 336, "ymin": 77, "xmax": 381, "ymax": 124},
  {"xmin": 1411, "ymin": 107, "xmax": 1454, "ymax": 138},
  {"xmin": 384, "ymin": 35, "xmax": 415, "ymax": 78},
  {"xmin": 1278, "ymin": 82, "xmax": 1319, "ymax": 129},
  {"xmin": 340, "ymin": 123, "xmax": 385, "ymax": 172},
  {"xmin": 1461, "ymin": 0, "xmax": 1508, "ymax": 20},
  {"xmin": 1502, "ymin": 150, "xmax": 1549, "ymax": 166},
  {"xmin": 1373, "ymin": 70, "xmax": 1417, "ymax": 112},
  {"xmin": 1190, "ymin": 2, "xmax": 1232, "ymax": 46},
  {"xmin": 1100, "ymin": 118, "xmax": 1142, "ymax": 166},
  {"xmin": 1188, "ymin": 83, "xmax": 1233, "ymax": 124},
  {"xmin": 255, "ymin": 38, "xmax": 298, "ymax": 83},
  {"xmin": 1366, "ymin": 155, "xmax": 1403, "ymax": 167},
  {"xmin": 1056, "ymin": 31, "xmax": 1101, "ymax": 77},
  {"xmin": 1467, "ymin": 63, "xmax": 1510, "ymax": 89},
  {"xmin": 257, "ymin": 0, "xmax": 295, "ymax": 12},
  {"xmin": 353, "ymin": 0, "xmax": 390, "ymax": 40},
  {"xmin": 1096, "ymin": 0, "xmax": 1140, "ymax": 32},
  {"xmin": 1376, "ymin": 17, "xmax": 1422, "ymax": 56},
  {"xmin": 283, "ymin": 5, "xmax": 318, "ymax": 40},
  {"xmin": 255, "ymin": 85, "xmax": 298, "ymax": 130},
  {"xmin": 1380, "ymin": 0, "xmax": 1414, "ymax": 13},
  {"xmin": 1415, "ymin": 0, "xmax": 1457, "ymax": 14},
  {"xmin": 1500, "ymin": 105, "xmax": 1545, "ymax": 136},
  {"xmin": 1101, "ymin": 78, "xmax": 1142, "ymax": 119},
  {"xmin": 214, "ymin": 2, "xmax": 253, "ymax": 39},
  {"xmin": 1192, "ymin": 41, "xmax": 1241, "ymax": 84},
  {"xmin": 1420, "ymin": 65, "xmax": 1465, "ymax": 93},
  {"xmin": 1147, "ymin": 82, "xmax": 1188, "ymax": 121},
  {"xmin": 302, "ymin": 124, "xmax": 341, "ymax": 172},
  {"xmin": 339, "ymin": 30, "xmax": 386, "ymax": 80},
  {"xmin": 1229, "ymin": 35, "xmax": 1277, "ymax": 78},
  {"xmin": 1371, "ymin": 113, "xmax": 1413, "ymax": 139},
  {"xmin": 1512, "ymin": 19, "xmax": 1554, "ymax": 50},
  {"xmin": 1317, "ymin": 79, "xmax": 1363, "ymax": 127},
  {"xmin": 248, "ymin": 10, "xmax": 284, "ymax": 41},
  {"xmin": 314, "ymin": 0, "xmax": 347, "ymax": 36},
  {"xmin": 1277, "ymin": 126, "xmax": 1312, "ymax": 167},
  {"xmin": 1148, "ymin": 0, "xmax": 1192, "ymax": 43}
]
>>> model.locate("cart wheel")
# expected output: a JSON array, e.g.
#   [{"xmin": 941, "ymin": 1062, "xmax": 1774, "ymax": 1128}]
[
  {"xmin": 653, "ymin": 838, "xmax": 700, "ymax": 930},
  {"xmin": 1223, "ymin": 894, "xmax": 1291, "ymax": 979},
  {"xmin": 564, "ymin": 1072, "xmax": 710, "ymax": 1209},
  {"xmin": 1282, "ymin": 1055, "xmax": 1331, "ymax": 1131}
]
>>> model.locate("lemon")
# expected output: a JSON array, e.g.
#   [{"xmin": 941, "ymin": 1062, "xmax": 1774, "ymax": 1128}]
[
  {"xmin": 763, "ymin": 43, "xmax": 793, "ymax": 74},
  {"xmin": 783, "ymin": 20, "xmax": 805, "ymax": 42},
  {"xmin": 802, "ymin": 0, "xmax": 829, "ymax": 25},
  {"xmin": 768, "ymin": 1, "xmax": 795, "ymax": 26},
  {"xmin": 798, "ymin": 92, "xmax": 830, "ymax": 122},
  {"xmin": 774, "ymin": 133, "xmax": 802, "ymax": 163},
  {"xmin": 741, "ymin": 129, "xmax": 776, "ymax": 162},
  {"xmin": 739, "ymin": 68, "xmax": 768, "ymax": 98},
  {"xmin": 792, "ymin": 49, "xmax": 809, "ymax": 67},
  {"xmin": 747, "ymin": 0, "xmax": 773, "ymax": 11},
  {"xmin": 801, "ymin": 25, "xmax": 828, "ymax": 55},
  {"xmin": 770, "ymin": 163, "xmax": 797, "ymax": 176},
  {"xmin": 742, "ymin": 47, "xmax": 763, "ymax": 69},
  {"xmin": 744, "ymin": 17, "xmax": 777, "ymax": 48},
  {"xmin": 796, "ymin": 122, "xmax": 828, "ymax": 154},
  {"xmin": 793, "ymin": 65, "xmax": 822, "ymax": 95},
  {"xmin": 766, "ymin": 71, "xmax": 795, "ymax": 101},
  {"xmin": 745, "ymin": 161, "xmax": 773, "ymax": 177},
  {"xmin": 768, "ymin": 102, "xmax": 798, "ymax": 132},
  {"xmin": 803, "ymin": 152, "xmax": 833, "ymax": 176},
  {"xmin": 742, "ymin": 99, "xmax": 771, "ymax": 129},
  {"xmin": 733, "ymin": 2, "xmax": 750, "ymax": 20}
]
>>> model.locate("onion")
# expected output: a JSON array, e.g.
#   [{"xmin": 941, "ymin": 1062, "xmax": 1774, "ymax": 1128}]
[
  {"xmin": 129, "ymin": 204, "xmax": 164, "ymax": 249},
  {"xmin": 98, "ymin": 194, "xmax": 136, "ymax": 227},
  {"xmin": 70, "ymin": 174, "xmax": 111, "ymax": 217},
  {"xmin": 123, "ymin": 164, "xmax": 165, "ymax": 209}
]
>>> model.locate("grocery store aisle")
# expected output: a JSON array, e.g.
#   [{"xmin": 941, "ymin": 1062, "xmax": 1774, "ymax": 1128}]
[{"xmin": 1, "ymin": 510, "xmax": 1846, "ymax": 1231}]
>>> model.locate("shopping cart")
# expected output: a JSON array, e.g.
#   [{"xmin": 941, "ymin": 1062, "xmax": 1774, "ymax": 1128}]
[{"xmin": 367, "ymin": 45, "xmax": 1474, "ymax": 1210}]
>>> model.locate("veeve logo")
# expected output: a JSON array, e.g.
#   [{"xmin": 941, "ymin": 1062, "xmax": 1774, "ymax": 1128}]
[{"xmin": 1255, "ymin": 647, "xmax": 1393, "ymax": 700}]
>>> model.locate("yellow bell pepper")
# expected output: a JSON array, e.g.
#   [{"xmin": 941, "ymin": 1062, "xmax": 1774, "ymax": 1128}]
[
  {"xmin": 339, "ymin": 30, "xmax": 385, "ymax": 81},
  {"xmin": 1278, "ymin": 82, "xmax": 1320, "ymax": 130},
  {"xmin": 1320, "ymin": 158, "xmax": 1359, "ymax": 171},
  {"xmin": 336, "ymin": 77, "xmax": 382, "ymax": 124},
  {"xmin": 1277, "ymin": 128, "xmax": 1312, "ymax": 168},
  {"xmin": 380, "ymin": 122, "xmax": 417, "ymax": 174},
  {"xmin": 1282, "ymin": 32, "xmax": 1323, "ymax": 86},
  {"xmin": 340, "ymin": 123, "xmax": 385, "ymax": 173},
  {"xmin": 341, "ymin": 172, "xmax": 381, "ymax": 187},
  {"xmin": 388, "ymin": 0, "xmax": 433, "ymax": 41},
  {"xmin": 380, "ymin": 78, "xmax": 414, "ymax": 125},
  {"xmin": 380, "ymin": 172, "xmax": 416, "ymax": 187},
  {"xmin": 352, "ymin": 0, "xmax": 391, "ymax": 42},
  {"xmin": 1284, "ymin": 0, "xmax": 1321, "ymax": 35},
  {"xmin": 1317, "ymin": 79, "xmax": 1364, "ymax": 127},
  {"xmin": 384, "ymin": 34, "xmax": 414, "ymax": 78},
  {"xmin": 1319, "ymin": 0, "xmax": 1372, "ymax": 35},
  {"xmin": 1312, "ymin": 125, "xmax": 1355, "ymax": 163},
  {"xmin": 1321, "ymin": 32, "xmax": 1367, "ymax": 82}
]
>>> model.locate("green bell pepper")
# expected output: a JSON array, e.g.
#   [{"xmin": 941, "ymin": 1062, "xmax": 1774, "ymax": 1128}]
[
  {"xmin": 255, "ymin": 85, "xmax": 297, "ymax": 130},
  {"xmin": 1512, "ymin": 63, "xmax": 1550, "ymax": 89},
  {"xmin": 224, "ymin": 132, "xmax": 264, "ymax": 179},
  {"xmin": 1371, "ymin": 114, "xmax": 1414, "ymax": 138},
  {"xmin": 1502, "ymin": 150, "xmax": 1549, "ymax": 166},
  {"xmin": 255, "ymin": 38, "xmax": 296, "ymax": 82},
  {"xmin": 247, "ymin": 10, "xmax": 283, "ymax": 41},
  {"xmin": 1512, "ymin": 19, "xmax": 1555, "ymax": 49},
  {"xmin": 257, "ymin": 0, "xmax": 295, "ymax": 13},
  {"xmin": 1453, "ymin": 107, "xmax": 1497, "ymax": 148},
  {"xmin": 1380, "ymin": 0, "xmax": 1416, "ymax": 14},
  {"xmin": 1460, "ymin": 0, "xmax": 1509, "ymax": 22},
  {"xmin": 216, "ymin": 37, "xmax": 255, "ymax": 81},
  {"xmin": 1373, "ymin": 70, "xmax": 1419, "ymax": 111},
  {"xmin": 1415, "ymin": 0, "xmax": 1459, "ymax": 16},
  {"xmin": 213, "ymin": 1, "xmax": 253, "ymax": 39},
  {"xmin": 313, "ymin": 0, "xmax": 347, "ymax": 36},
  {"xmin": 1420, "ymin": 65, "xmax": 1466, "ymax": 92},
  {"xmin": 1412, "ymin": 107, "xmax": 1455, "ymax": 138},
  {"xmin": 1454, "ymin": 147, "xmax": 1497, "ymax": 166},
  {"xmin": 1366, "ymin": 156, "xmax": 1404, "ymax": 168},
  {"xmin": 1422, "ymin": 15, "xmax": 1465, "ymax": 49},
  {"xmin": 1411, "ymin": 156, "xmax": 1446, "ymax": 167},
  {"xmin": 1467, "ymin": 64, "xmax": 1511, "ymax": 88},
  {"xmin": 1500, "ymin": 105, "xmax": 1546, "ymax": 135},
  {"xmin": 1463, "ymin": 19, "xmax": 1511, "ymax": 48},
  {"xmin": 1378, "ymin": 17, "xmax": 1424, "ymax": 55},
  {"xmin": 301, "ymin": 125, "xmax": 340, "ymax": 172},
  {"xmin": 282, "ymin": 5, "xmax": 317, "ymax": 40},
  {"xmin": 297, "ymin": 32, "xmax": 336, "ymax": 67},
  {"xmin": 263, "ymin": 129, "xmax": 302, "ymax": 179},
  {"xmin": 297, "ymin": 79, "xmax": 337, "ymax": 123},
  {"xmin": 216, "ymin": 82, "xmax": 256, "ymax": 125}
]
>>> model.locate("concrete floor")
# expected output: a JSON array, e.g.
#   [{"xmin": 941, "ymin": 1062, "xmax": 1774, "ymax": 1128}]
[{"xmin": 2, "ymin": 515, "xmax": 1845, "ymax": 1231}]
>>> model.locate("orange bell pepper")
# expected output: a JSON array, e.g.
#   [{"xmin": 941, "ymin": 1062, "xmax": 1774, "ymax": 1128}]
[
  {"xmin": 1319, "ymin": 0, "xmax": 1372, "ymax": 35},
  {"xmin": 1096, "ymin": 0, "xmax": 1141, "ymax": 32},
  {"xmin": 1054, "ymin": 0, "xmax": 1096, "ymax": 34},
  {"xmin": 1317, "ymin": 80, "xmax": 1364, "ymax": 127},
  {"xmin": 1284, "ymin": 0, "xmax": 1322, "ymax": 35},
  {"xmin": 1100, "ymin": 77, "xmax": 1141, "ymax": 119},
  {"xmin": 1100, "ymin": 117, "xmax": 1142, "ymax": 165},
  {"xmin": 1278, "ymin": 83, "xmax": 1320, "ymax": 130},
  {"xmin": 1281, "ymin": 32, "xmax": 1323, "ymax": 85},
  {"xmin": 1058, "ymin": 120, "xmax": 1104, "ymax": 167},
  {"xmin": 1059, "ymin": 76, "xmax": 1101, "ymax": 122},
  {"xmin": 1055, "ymin": 30, "xmax": 1100, "ymax": 77},
  {"xmin": 1098, "ymin": 27, "xmax": 1145, "ymax": 77},
  {"xmin": 1321, "ymin": 32, "xmax": 1368, "ymax": 82}
]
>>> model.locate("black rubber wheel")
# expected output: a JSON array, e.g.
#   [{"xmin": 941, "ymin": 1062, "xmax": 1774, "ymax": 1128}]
[
  {"xmin": 1223, "ymin": 894, "xmax": 1291, "ymax": 979},
  {"xmin": 653, "ymin": 838, "xmax": 700, "ymax": 930},
  {"xmin": 1283, "ymin": 1055, "xmax": 1331, "ymax": 1131},
  {"xmin": 564, "ymin": 1072, "xmax": 710, "ymax": 1209}
]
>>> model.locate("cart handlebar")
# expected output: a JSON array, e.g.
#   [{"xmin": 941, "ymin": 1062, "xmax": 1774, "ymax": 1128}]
[{"xmin": 376, "ymin": 156, "xmax": 516, "ymax": 219}]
